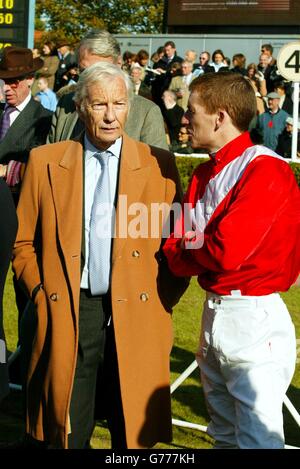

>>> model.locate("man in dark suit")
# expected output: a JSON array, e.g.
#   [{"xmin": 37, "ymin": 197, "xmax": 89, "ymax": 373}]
[
  {"xmin": 192, "ymin": 51, "xmax": 215, "ymax": 78},
  {"xmin": 0, "ymin": 47, "xmax": 52, "ymax": 383},
  {"xmin": 151, "ymin": 41, "xmax": 183, "ymax": 109},
  {"xmin": 54, "ymin": 41, "xmax": 77, "ymax": 92},
  {"xmin": 0, "ymin": 178, "xmax": 17, "ymax": 403},
  {"xmin": 0, "ymin": 47, "xmax": 52, "ymax": 204}
]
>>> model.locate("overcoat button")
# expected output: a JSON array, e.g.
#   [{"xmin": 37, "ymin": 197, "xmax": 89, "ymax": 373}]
[
  {"xmin": 132, "ymin": 250, "xmax": 140, "ymax": 258},
  {"xmin": 50, "ymin": 293, "xmax": 58, "ymax": 301},
  {"xmin": 140, "ymin": 293, "xmax": 149, "ymax": 302}
]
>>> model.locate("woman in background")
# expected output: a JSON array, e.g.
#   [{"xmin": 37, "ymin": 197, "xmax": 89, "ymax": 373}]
[{"xmin": 32, "ymin": 41, "xmax": 59, "ymax": 95}]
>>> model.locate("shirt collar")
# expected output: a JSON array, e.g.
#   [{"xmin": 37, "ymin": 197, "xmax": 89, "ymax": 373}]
[
  {"xmin": 209, "ymin": 131, "xmax": 254, "ymax": 168},
  {"xmin": 84, "ymin": 134, "xmax": 122, "ymax": 161},
  {"xmin": 15, "ymin": 93, "xmax": 32, "ymax": 113}
]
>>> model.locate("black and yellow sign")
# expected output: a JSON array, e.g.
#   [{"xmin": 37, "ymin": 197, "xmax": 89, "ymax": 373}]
[
  {"xmin": 0, "ymin": 0, "xmax": 30, "ymax": 52},
  {"xmin": 168, "ymin": 0, "xmax": 300, "ymax": 27}
]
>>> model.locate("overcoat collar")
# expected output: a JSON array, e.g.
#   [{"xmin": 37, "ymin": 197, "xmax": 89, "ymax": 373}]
[{"xmin": 48, "ymin": 133, "xmax": 151, "ymax": 297}]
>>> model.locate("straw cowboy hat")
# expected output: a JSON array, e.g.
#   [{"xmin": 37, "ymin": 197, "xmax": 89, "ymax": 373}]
[{"xmin": 0, "ymin": 46, "xmax": 44, "ymax": 79}]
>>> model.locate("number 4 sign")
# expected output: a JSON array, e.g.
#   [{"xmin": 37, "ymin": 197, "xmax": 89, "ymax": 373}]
[
  {"xmin": 277, "ymin": 42, "xmax": 300, "ymax": 81},
  {"xmin": 277, "ymin": 42, "xmax": 300, "ymax": 161}
]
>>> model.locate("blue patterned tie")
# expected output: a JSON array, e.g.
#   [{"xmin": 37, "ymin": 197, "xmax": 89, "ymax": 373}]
[
  {"xmin": 88, "ymin": 151, "xmax": 112, "ymax": 295},
  {"xmin": 0, "ymin": 106, "xmax": 16, "ymax": 141}
]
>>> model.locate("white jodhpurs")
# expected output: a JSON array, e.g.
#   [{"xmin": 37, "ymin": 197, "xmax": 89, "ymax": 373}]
[{"xmin": 196, "ymin": 292, "xmax": 296, "ymax": 449}]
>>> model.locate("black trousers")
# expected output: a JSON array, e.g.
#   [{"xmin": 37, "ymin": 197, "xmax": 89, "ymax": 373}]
[{"xmin": 68, "ymin": 289, "xmax": 126, "ymax": 449}]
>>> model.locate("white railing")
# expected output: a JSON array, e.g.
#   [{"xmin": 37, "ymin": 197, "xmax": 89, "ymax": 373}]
[{"xmin": 171, "ymin": 359, "xmax": 300, "ymax": 449}]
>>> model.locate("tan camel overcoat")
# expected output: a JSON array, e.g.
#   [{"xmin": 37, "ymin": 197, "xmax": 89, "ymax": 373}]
[{"xmin": 12, "ymin": 133, "xmax": 189, "ymax": 449}]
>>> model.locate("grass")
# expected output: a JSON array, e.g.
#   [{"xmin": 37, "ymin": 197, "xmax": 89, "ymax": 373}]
[{"xmin": 1, "ymin": 268, "xmax": 299, "ymax": 449}]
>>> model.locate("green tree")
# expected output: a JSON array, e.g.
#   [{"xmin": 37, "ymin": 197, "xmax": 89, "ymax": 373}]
[{"xmin": 35, "ymin": 0, "xmax": 164, "ymax": 45}]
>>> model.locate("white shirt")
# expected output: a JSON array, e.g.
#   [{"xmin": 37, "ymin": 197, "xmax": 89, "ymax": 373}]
[
  {"xmin": 80, "ymin": 134, "xmax": 122, "ymax": 289},
  {"xmin": 183, "ymin": 73, "xmax": 193, "ymax": 87}
]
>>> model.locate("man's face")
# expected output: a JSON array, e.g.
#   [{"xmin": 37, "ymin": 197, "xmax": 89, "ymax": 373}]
[
  {"xmin": 165, "ymin": 45, "xmax": 175, "ymax": 59},
  {"xmin": 178, "ymin": 127, "xmax": 189, "ymax": 143},
  {"xmin": 259, "ymin": 54, "xmax": 269, "ymax": 68},
  {"xmin": 199, "ymin": 54, "xmax": 209, "ymax": 65},
  {"xmin": 78, "ymin": 48, "xmax": 115, "ymax": 72},
  {"xmin": 130, "ymin": 68, "xmax": 142, "ymax": 84},
  {"xmin": 185, "ymin": 51, "xmax": 196, "ymax": 62},
  {"xmin": 268, "ymin": 97, "xmax": 280, "ymax": 112},
  {"xmin": 185, "ymin": 92, "xmax": 217, "ymax": 151},
  {"xmin": 181, "ymin": 63, "xmax": 192, "ymax": 76},
  {"xmin": 79, "ymin": 77, "xmax": 128, "ymax": 150},
  {"xmin": 3, "ymin": 77, "xmax": 32, "ymax": 106},
  {"xmin": 261, "ymin": 47, "xmax": 271, "ymax": 57},
  {"xmin": 37, "ymin": 79, "xmax": 47, "ymax": 92},
  {"xmin": 213, "ymin": 53, "xmax": 224, "ymax": 64}
]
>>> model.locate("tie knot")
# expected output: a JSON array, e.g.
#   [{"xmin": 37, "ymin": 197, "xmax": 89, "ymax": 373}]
[
  {"xmin": 4, "ymin": 106, "xmax": 16, "ymax": 115},
  {"xmin": 95, "ymin": 151, "xmax": 110, "ymax": 167}
]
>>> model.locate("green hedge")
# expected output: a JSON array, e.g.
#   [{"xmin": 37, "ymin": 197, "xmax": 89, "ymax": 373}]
[{"xmin": 176, "ymin": 156, "xmax": 300, "ymax": 193}]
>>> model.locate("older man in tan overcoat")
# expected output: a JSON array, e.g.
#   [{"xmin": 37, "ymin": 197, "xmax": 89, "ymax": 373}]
[{"xmin": 13, "ymin": 62, "xmax": 188, "ymax": 449}]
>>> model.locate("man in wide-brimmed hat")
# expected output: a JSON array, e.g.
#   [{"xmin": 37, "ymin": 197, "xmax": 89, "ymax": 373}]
[
  {"xmin": 0, "ymin": 46, "xmax": 53, "ymax": 393},
  {"xmin": 0, "ymin": 46, "xmax": 52, "ymax": 191}
]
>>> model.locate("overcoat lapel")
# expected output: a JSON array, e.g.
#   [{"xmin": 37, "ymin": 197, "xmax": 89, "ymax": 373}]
[
  {"xmin": 48, "ymin": 141, "xmax": 83, "ymax": 312},
  {"xmin": 113, "ymin": 133, "xmax": 150, "ymax": 261}
]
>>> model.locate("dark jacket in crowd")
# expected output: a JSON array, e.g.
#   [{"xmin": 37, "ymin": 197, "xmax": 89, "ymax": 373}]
[
  {"xmin": 152, "ymin": 54, "xmax": 183, "ymax": 108},
  {"xmin": 0, "ymin": 99, "xmax": 52, "ymax": 166},
  {"xmin": 163, "ymin": 104, "xmax": 184, "ymax": 144},
  {"xmin": 276, "ymin": 128, "xmax": 300, "ymax": 159},
  {"xmin": 0, "ymin": 178, "xmax": 18, "ymax": 402}
]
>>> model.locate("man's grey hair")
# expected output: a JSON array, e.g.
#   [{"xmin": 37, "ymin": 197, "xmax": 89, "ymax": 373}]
[
  {"xmin": 74, "ymin": 61, "xmax": 133, "ymax": 113},
  {"xmin": 78, "ymin": 29, "xmax": 121, "ymax": 63}
]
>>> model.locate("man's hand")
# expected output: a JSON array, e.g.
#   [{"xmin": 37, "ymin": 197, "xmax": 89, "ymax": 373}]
[
  {"xmin": 0, "ymin": 164, "xmax": 7, "ymax": 178},
  {"xmin": 255, "ymin": 71, "xmax": 265, "ymax": 82},
  {"xmin": 180, "ymin": 230, "xmax": 196, "ymax": 249}
]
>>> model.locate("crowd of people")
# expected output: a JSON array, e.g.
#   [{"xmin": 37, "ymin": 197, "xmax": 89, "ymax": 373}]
[
  {"xmin": 1, "ymin": 39, "xmax": 299, "ymax": 158},
  {"xmin": 0, "ymin": 29, "xmax": 299, "ymax": 451}
]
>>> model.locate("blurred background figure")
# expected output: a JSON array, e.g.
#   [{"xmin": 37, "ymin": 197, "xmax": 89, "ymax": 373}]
[
  {"xmin": 211, "ymin": 49, "xmax": 228, "ymax": 72},
  {"xmin": 130, "ymin": 65, "xmax": 152, "ymax": 100},
  {"xmin": 134, "ymin": 49, "xmax": 149, "ymax": 80},
  {"xmin": 257, "ymin": 52, "xmax": 278, "ymax": 93},
  {"xmin": 184, "ymin": 49, "xmax": 197, "ymax": 71},
  {"xmin": 231, "ymin": 53, "xmax": 247, "ymax": 75},
  {"xmin": 31, "ymin": 48, "xmax": 41, "ymax": 59},
  {"xmin": 246, "ymin": 63, "xmax": 267, "ymax": 115},
  {"xmin": 192, "ymin": 51, "xmax": 215, "ymax": 78},
  {"xmin": 169, "ymin": 60, "xmax": 194, "ymax": 111},
  {"xmin": 273, "ymin": 80, "xmax": 293, "ymax": 116},
  {"xmin": 151, "ymin": 41, "xmax": 183, "ymax": 109},
  {"xmin": 276, "ymin": 116, "xmax": 300, "ymax": 159},
  {"xmin": 66, "ymin": 64, "xmax": 79, "ymax": 85},
  {"xmin": 170, "ymin": 125, "xmax": 194, "ymax": 154},
  {"xmin": 256, "ymin": 91, "xmax": 289, "ymax": 150},
  {"xmin": 261, "ymin": 43, "xmax": 276, "ymax": 66},
  {"xmin": 161, "ymin": 90, "xmax": 184, "ymax": 146},
  {"xmin": 31, "ymin": 41, "xmax": 59, "ymax": 96},
  {"xmin": 34, "ymin": 76, "xmax": 58, "ymax": 112},
  {"xmin": 122, "ymin": 50, "xmax": 136, "ymax": 74},
  {"xmin": 54, "ymin": 41, "xmax": 76, "ymax": 91}
]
